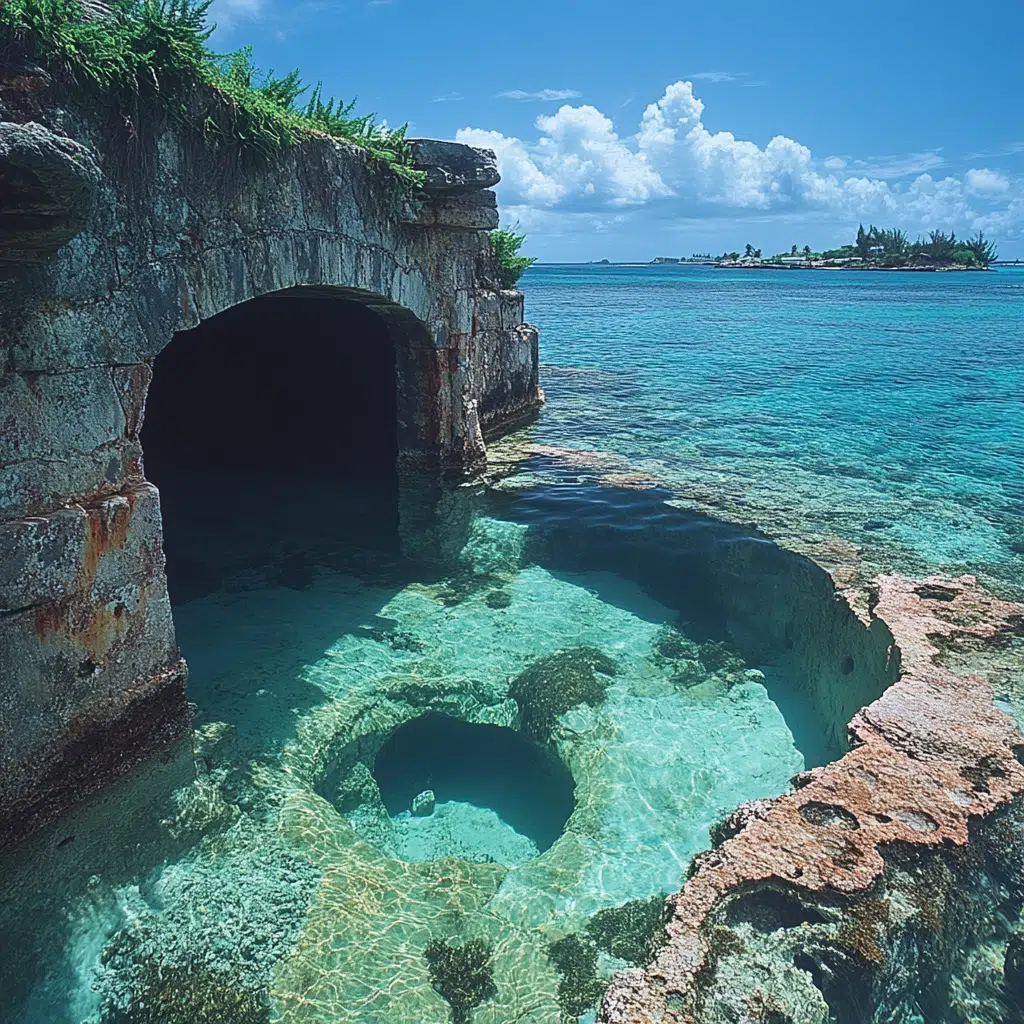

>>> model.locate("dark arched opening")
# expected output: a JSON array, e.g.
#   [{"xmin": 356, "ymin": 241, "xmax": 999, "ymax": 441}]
[{"xmin": 142, "ymin": 293, "xmax": 402, "ymax": 605}]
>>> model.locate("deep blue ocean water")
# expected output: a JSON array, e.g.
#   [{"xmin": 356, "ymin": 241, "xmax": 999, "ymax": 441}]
[{"xmin": 517, "ymin": 264, "xmax": 1024, "ymax": 597}]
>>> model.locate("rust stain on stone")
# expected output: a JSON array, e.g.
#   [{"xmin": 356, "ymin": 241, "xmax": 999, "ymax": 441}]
[{"xmin": 33, "ymin": 494, "xmax": 135, "ymax": 660}]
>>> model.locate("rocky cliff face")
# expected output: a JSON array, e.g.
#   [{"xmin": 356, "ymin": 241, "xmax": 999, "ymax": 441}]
[{"xmin": 0, "ymin": 64, "xmax": 541, "ymax": 846}]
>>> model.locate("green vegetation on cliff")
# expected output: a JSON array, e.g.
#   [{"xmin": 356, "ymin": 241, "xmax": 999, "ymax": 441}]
[
  {"xmin": 490, "ymin": 226, "xmax": 538, "ymax": 288},
  {"xmin": 0, "ymin": 0, "xmax": 423, "ymax": 187}
]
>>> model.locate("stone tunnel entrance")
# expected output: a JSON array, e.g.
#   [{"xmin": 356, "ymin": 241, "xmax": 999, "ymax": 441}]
[{"xmin": 142, "ymin": 292, "xmax": 404, "ymax": 606}]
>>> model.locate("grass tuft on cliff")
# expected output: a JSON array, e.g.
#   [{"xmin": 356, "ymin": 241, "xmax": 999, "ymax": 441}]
[
  {"xmin": 490, "ymin": 226, "xmax": 537, "ymax": 289},
  {"xmin": 0, "ymin": 0, "xmax": 424, "ymax": 189}
]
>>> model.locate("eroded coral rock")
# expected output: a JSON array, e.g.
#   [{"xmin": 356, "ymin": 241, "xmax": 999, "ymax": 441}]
[
  {"xmin": 411, "ymin": 789, "xmax": 436, "ymax": 817},
  {"xmin": 598, "ymin": 575, "xmax": 1024, "ymax": 1024}
]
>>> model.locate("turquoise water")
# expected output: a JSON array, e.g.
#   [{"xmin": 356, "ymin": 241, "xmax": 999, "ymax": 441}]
[
  {"xmin": 518, "ymin": 264, "xmax": 1024, "ymax": 598},
  {"xmin": 2, "ymin": 267, "xmax": 1022, "ymax": 1023},
  {"xmin": 1, "ymin": 506, "xmax": 808, "ymax": 1024}
]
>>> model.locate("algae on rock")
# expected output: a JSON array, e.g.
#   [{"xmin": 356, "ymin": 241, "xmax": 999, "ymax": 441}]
[
  {"xmin": 546, "ymin": 934, "xmax": 607, "ymax": 1022},
  {"xmin": 586, "ymin": 894, "xmax": 673, "ymax": 967},
  {"xmin": 424, "ymin": 938, "xmax": 497, "ymax": 1024},
  {"xmin": 510, "ymin": 647, "xmax": 617, "ymax": 742},
  {"xmin": 101, "ymin": 957, "xmax": 270, "ymax": 1024},
  {"xmin": 544, "ymin": 896, "xmax": 672, "ymax": 1021}
]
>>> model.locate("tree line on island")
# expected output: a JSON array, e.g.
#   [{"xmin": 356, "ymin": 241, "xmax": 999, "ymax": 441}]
[{"xmin": 694, "ymin": 225, "xmax": 998, "ymax": 270}]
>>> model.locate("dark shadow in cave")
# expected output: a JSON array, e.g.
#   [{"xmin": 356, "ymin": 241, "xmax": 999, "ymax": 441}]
[
  {"xmin": 142, "ymin": 293, "xmax": 405, "ymax": 606},
  {"xmin": 140, "ymin": 293, "xmax": 416, "ymax": 753},
  {"xmin": 374, "ymin": 715, "xmax": 576, "ymax": 853}
]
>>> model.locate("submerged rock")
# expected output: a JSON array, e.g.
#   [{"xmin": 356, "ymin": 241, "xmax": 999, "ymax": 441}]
[
  {"xmin": 411, "ymin": 790, "xmax": 436, "ymax": 817},
  {"xmin": 485, "ymin": 589, "xmax": 512, "ymax": 609},
  {"xmin": 510, "ymin": 647, "xmax": 617, "ymax": 742},
  {"xmin": 545, "ymin": 897, "xmax": 673, "ymax": 1021},
  {"xmin": 392, "ymin": 800, "xmax": 539, "ymax": 866}
]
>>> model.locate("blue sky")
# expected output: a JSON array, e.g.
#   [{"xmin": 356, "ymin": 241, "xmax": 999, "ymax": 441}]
[{"xmin": 210, "ymin": 0, "xmax": 1023, "ymax": 261}]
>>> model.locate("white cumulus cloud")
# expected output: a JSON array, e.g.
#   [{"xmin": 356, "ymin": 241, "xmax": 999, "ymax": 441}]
[
  {"xmin": 459, "ymin": 104, "xmax": 667, "ymax": 210},
  {"xmin": 965, "ymin": 168, "xmax": 1011, "ymax": 195},
  {"xmin": 456, "ymin": 80, "xmax": 1024, "ymax": 241}
]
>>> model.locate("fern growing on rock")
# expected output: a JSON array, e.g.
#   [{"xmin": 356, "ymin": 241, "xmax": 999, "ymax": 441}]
[
  {"xmin": 0, "ymin": 0, "xmax": 423, "ymax": 189},
  {"xmin": 489, "ymin": 227, "xmax": 537, "ymax": 289}
]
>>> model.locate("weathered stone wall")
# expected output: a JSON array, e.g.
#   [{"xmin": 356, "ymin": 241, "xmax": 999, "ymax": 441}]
[
  {"xmin": 0, "ymin": 70, "xmax": 540, "ymax": 844},
  {"xmin": 476, "ymin": 290, "xmax": 541, "ymax": 438}
]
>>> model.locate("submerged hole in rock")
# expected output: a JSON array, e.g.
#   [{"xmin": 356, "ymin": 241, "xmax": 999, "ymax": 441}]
[
  {"xmin": 141, "ymin": 292, "xmax": 402, "ymax": 605},
  {"xmin": 725, "ymin": 888, "xmax": 827, "ymax": 932},
  {"xmin": 374, "ymin": 715, "xmax": 576, "ymax": 860}
]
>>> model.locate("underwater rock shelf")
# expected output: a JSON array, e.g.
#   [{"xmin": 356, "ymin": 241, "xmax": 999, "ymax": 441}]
[
  {"xmin": 6, "ymin": 478, "xmax": 1001, "ymax": 1024},
  {"xmin": 599, "ymin": 575, "xmax": 1024, "ymax": 1024}
]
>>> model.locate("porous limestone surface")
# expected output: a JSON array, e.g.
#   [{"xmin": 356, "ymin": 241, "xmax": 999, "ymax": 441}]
[{"xmin": 597, "ymin": 572, "xmax": 1024, "ymax": 1024}]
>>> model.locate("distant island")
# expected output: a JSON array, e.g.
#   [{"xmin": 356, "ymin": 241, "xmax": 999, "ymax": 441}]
[{"xmin": 651, "ymin": 225, "xmax": 999, "ymax": 271}]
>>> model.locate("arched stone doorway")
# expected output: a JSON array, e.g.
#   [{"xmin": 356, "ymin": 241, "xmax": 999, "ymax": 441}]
[
  {"xmin": 0, "ymin": 126, "xmax": 543, "ymax": 847},
  {"xmin": 141, "ymin": 290, "xmax": 409, "ymax": 606}
]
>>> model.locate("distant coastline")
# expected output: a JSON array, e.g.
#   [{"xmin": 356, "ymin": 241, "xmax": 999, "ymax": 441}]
[
  {"xmin": 646, "ymin": 225, "xmax": 1003, "ymax": 272},
  {"xmin": 646, "ymin": 255, "xmax": 995, "ymax": 272}
]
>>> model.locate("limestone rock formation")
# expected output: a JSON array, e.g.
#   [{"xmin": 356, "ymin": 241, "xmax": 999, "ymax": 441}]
[
  {"xmin": 409, "ymin": 139, "xmax": 501, "ymax": 194},
  {"xmin": 0, "ymin": 63, "xmax": 542, "ymax": 845},
  {"xmin": 0, "ymin": 120, "xmax": 101, "ymax": 264}
]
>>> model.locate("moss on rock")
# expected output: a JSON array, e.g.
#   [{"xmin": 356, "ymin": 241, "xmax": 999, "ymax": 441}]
[
  {"xmin": 653, "ymin": 625, "xmax": 699, "ymax": 662},
  {"xmin": 510, "ymin": 647, "xmax": 616, "ymax": 742},
  {"xmin": 585, "ymin": 895, "xmax": 673, "ymax": 967},
  {"xmin": 698, "ymin": 640, "xmax": 744, "ymax": 674},
  {"xmin": 102, "ymin": 959, "xmax": 270, "ymax": 1024},
  {"xmin": 434, "ymin": 571, "xmax": 502, "ymax": 607},
  {"xmin": 423, "ymin": 938, "xmax": 496, "ymax": 1024},
  {"xmin": 544, "ymin": 897, "xmax": 672, "ymax": 1020}
]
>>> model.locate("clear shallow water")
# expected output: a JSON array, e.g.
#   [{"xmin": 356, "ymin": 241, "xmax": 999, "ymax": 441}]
[
  {"xmin": 519, "ymin": 264, "xmax": 1024, "ymax": 598},
  {"xmin": 0, "ymin": 498, "xmax": 808, "ymax": 1024},
  {"xmin": 2, "ymin": 267, "xmax": 1022, "ymax": 1023}
]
